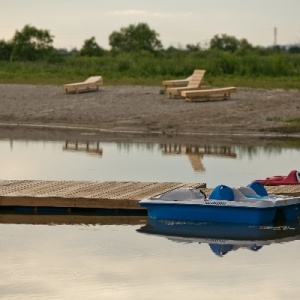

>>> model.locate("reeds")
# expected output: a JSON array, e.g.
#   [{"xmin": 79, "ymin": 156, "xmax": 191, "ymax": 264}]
[{"xmin": 1, "ymin": 50, "xmax": 300, "ymax": 88}]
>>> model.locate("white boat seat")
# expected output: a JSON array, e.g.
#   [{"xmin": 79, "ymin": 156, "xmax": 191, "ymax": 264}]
[
  {"xmin": 232, "ymin": 188, "xmax": 252, "ymax": 202},
  {"xmin": 238, "ymin": 187, "xmax": 259, "ymax": 198}
]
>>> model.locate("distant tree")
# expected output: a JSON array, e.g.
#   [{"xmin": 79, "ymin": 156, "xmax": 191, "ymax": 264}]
[
  {"xmin": 0, "ymin": 40, "xmax": 13, "ymax": 61},
  {"xmin": 235, "ymin": 38, "xmax": 254, "ymax": 55},
  {"xmin": 271, "ymin": 45, "xmax": 284, "ymax": 52},
  {"xmin": 109, "ymin": 23, "xmax": 162, "ymax": 52},
  {"xmin": 80, "ymin": 37, "xmax": 105, "ymax": 56},
  {"xmin": 57, "ymin": 48, "xmax": 69, "ymax": 55},
  {"xmin": 239, "ymin": 39, "xmax": 253, "ymax": 50},
  {"xmin": 210, "ymin": 34, "xmax": 239, "ymax": 52},
  {"xmin": 288, "ymin": 45, "xmax": 300, "ymax": 54},
  {"xmin": 186, "ymin": 43, "xmax": 201, "ymax": 51},
  {"xmin": 165, "ymin": 45, "xmax": 179, "ymax": 52},
  {"xmin": 10, "ymin": 24, "xmax": 54, "ymax": 61},
  {"xmin": 69, "ymin": 47, "xmax": 79, "ymax": 56}
]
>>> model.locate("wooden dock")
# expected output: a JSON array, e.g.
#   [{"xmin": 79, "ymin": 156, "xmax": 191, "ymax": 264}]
[
  {"xmin": 0, "ymin": 180, "xmax": 299, "ymax": 213},
  {"xmin": 0, "ymin": 180, "xmax": 205, "ymax": 211}
]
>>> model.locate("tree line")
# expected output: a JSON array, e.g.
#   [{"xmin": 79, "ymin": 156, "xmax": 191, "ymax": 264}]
[
  {"xmin": 1, "ymin": 23, "xmax": 300, "ymax": 85},
  {"xmin": 1, "ymin": 23, "xmax": 300, "ymax": 62}
]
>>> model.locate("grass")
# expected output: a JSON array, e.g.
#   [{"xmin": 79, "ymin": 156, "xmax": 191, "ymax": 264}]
[
  {"xmin": 0, "ymin": 75, "xmax": 161, "ymax": 86},
  {"xmin": 266, "ymin": 125, "xmax": 300, "ymax": 134},
  {"xmin": 262, "ymin": 117, "xmax": 300, "ymax": 134},
  {"xmin": 1, "ymin": 52, "xmax": 300, "ymax": 89},
  {"xmin": 2, "ymin": 72, "xmax": 300, "ymax": 89},
  {"xmin": 285, "ymin": 117, "xmax": 300, "ymax": 123}
]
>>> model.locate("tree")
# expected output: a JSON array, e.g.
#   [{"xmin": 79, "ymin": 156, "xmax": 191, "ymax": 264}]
[
  {"xmin": 80, "ymin": 37, "xmax": 105, "ymax": 56},
  {"xmin": 209, "ymin": 34, "xmax": 252, "ymax": 53},
  {"xmin": 109, "ymin": 23, "xmax": 162, "ymax": 52},
  {"xmin": 186, "ymin": 43, "xmax": 201, "ymax": 52},
  {"xmin": 11, "ymin": 24, "xmax": 54, "ymax": 61},
  {"xmin": 0, "ymin": 40, "xmax": 13, "ymax": 61},
  {"xmin": 288, "ymin": 45, "xmax": 300, "ymax": 54},
  {"xmin": 165, "ymin": 45, "xmax": 179, "ymax": 53}
]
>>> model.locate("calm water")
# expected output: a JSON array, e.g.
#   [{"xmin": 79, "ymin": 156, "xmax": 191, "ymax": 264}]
[
  {"xmin": 0, "ymin": 138, "xmax": 300, "ymax": 300},
  {"xmin": 1, "ymin": 139, "xmax": 299, "ymax": 187}
]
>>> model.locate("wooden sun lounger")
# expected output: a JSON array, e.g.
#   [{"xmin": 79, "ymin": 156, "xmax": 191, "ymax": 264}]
[
  {"xmin": 181, "ymin": 87, "xmax": 237, "ymax": 102},
  {"xmin": 162, "ymin": 75, "xmax": 192, "ymax": 90},
  {"xmin": 167, "ymin": 70, "xmax": 206, "ymax": 98},
  {"xmin": 63, "ymin": 76, "xmax": 103, "ymax": 94}
]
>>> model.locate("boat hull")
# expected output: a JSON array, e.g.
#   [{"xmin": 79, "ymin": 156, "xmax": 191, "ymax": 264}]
[
  {"xmin": 139, "ymin": 184, "xmax": 300, "ymax": 225},
  {"xmin": 275, "ymin": 204, "xmax": 299, "ymax": 221},
  {"xmin": 141, "ymin": 202, "xmax": 277, "ymax": 225},
  {"xmin": 256, "ymin": 170, "xmax": 300, "ymax": 185}
]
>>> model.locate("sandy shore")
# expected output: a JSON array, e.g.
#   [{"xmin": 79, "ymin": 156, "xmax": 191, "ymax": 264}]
[{"xmin": 0, "ymin": 84, "xmax": 299, "ymax": 143}]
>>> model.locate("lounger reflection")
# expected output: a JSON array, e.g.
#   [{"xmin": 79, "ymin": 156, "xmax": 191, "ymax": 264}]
[
  {"xmin": 63, "ymin": 141, "xmax": 103, "ymax": 157},
  {"xmin": 161, "ymin": 144, "xmax": 237, "ymax": 172}
]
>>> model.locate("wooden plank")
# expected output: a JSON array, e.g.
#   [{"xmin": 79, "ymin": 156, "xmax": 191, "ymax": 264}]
[
  {"xmin": 114, "ymin": 182, "xmax": 204, "ymax": 199},
  {"xmin": 167, "ymin": 87, "xmax": 205, "ymax": 99},
  {"xmin": 167, "ymin": 70, "xmax": 206, "ymax": 98},
  {"xmin": 0, "ymin": 180, "xmax": 206, "ymax": 210},
  {"xmin": 182, "ymin": 87, "xmax": 237, "ymax": 102},
  {"xmin": 162, "ymin": 77, "xmax": 190, "ymax": 89},
  {"xmin": 0, "ymin": 196, "xmax": 144, "ymax": 209},
  {"xmin": 63, "ymin": 76, "xmax": 103, "ymax": 94},
  {"xmin": 266, "ymin": 185, "xmax": 300, "ymax": 196},
  {"xmin": 64, "ymin": 84, "xmax": 99, "ymax": 94}
]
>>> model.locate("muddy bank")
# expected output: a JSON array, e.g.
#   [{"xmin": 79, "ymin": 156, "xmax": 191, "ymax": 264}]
[{"xmin": 0, "ymin": 84, "xmax": 299, "ymax": 143}]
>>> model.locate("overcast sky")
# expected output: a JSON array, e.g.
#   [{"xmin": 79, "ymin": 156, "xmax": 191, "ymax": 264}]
[{"xmin": 1, "ymin": 0, "xmax": 300, "ymax": 50}]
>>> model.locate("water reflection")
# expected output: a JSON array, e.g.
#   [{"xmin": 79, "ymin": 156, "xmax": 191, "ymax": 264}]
[
  {"xmin": 1, "ymin": 138, "xmax": 300, "ymax": 187},
  {"xmin": 138, "ymin": 218, "xmax": 300, "ymax": 257},
  {"xmin": 63, "ymin": 141, "xmax": 103, "ymax": 157},
  {"xmin": 0, "ymin": 212, "xmax": 147, "ymax": 226},
  {"xmin": 60, "ymin": 141, "xmax": 238, "ymax": 172},
  {"xmin": 161, "ymin": 144, "xmax": 237, "ymax": 171},
  {"xmin": 1, "ymin": 136, "xmax": 300, "ymax": 299},
  {"xmin": 61, "ymin": 141, "xmax": 239, "ymax": 163}
]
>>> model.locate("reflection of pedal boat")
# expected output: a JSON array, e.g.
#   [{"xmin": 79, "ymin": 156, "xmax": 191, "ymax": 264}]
[
  {"xmin": 139, "ymin": 182, "xmax": 300, "ymax": 225},
  {"xmin": 138, "ymin": 218, "xmax": 300, "ymax": 242},
  {"xmin": 255, "ymin": 170, "xmax": 300, "ymax": 185},
  {"xmin": 137, "ymin": 218, "xmax": 300, "ymax": 256}
]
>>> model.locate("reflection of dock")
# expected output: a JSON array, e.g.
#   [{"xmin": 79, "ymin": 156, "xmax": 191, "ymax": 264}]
[
  {"xmin": 63, "ymin": 141, "xmax": 103, "ymax": 157},
  {"xmin": 162, "ymin": 144, "xmax": 237, "ymax": 172},
  {"xmin": 0, "ymin": 213, "xmax": 147, "ymax": 226}
]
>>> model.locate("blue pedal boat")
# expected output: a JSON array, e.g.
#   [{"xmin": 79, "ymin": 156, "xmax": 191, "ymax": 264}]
[{"xmin": 138, "ymin": 182, "xmax": 300, "ymax": 225}]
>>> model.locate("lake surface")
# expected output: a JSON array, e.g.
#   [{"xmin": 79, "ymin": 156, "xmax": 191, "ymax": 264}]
[
  {"xmin": 0, "ymin": 138, "xmax": 299, "ymax": 299},
  {"xmin": 1, "ymin": 139, "xmax": 300, "ymax": 187}
]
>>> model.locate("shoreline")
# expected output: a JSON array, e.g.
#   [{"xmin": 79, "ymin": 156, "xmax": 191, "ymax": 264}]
[
  {"xmin": 0, "ymin": 124, "xmax": 299, "ymax": 149},
  {"xmin": 1, "ymin": 121, "xmax": 300, "ymax": 138},
  {"xmin": 0, "ymin": 84, "xmax": 299, "ymax": 143}
]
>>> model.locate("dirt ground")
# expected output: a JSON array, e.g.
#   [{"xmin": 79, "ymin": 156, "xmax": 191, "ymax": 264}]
[{"xmin": 0, "ymin": 84, "xmax": 299, "ymax": 144}]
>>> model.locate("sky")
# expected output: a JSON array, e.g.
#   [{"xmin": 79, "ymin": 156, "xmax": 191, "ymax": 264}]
[{"xmin": 1, "ymin": 0, "xmax": 300, "ymax": 50}]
